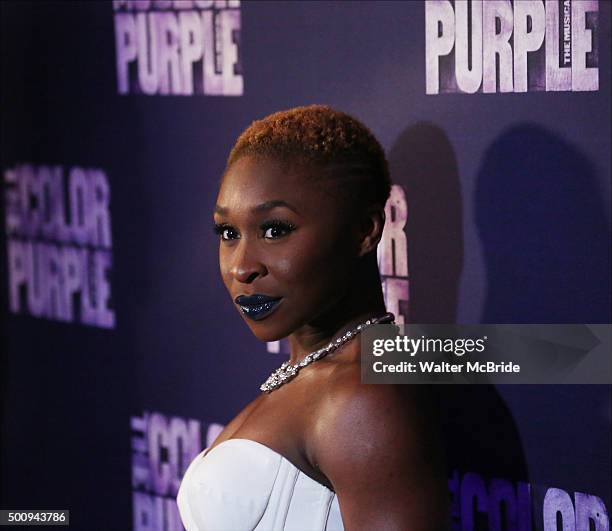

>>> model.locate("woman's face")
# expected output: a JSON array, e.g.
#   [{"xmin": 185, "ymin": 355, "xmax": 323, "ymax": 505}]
[{"xmin": 214, "ymin": 155, "xmax": 359, "ymax": 342}]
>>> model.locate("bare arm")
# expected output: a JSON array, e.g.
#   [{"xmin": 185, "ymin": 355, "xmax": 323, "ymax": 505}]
[{"xmin": 311, "ymin": 375, "xmax": 450, "ymax": 530}]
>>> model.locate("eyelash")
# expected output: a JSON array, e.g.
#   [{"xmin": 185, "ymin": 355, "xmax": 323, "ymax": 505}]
[{"xmin": 212, "ymin": 219, "xmax": 297, "ymax": 241}]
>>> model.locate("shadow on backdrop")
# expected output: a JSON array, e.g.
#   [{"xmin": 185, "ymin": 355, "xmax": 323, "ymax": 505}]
[
  {"xmin": 387, "ymin": 122, "xmax": 463, "ymax": 323},
  {"xmin": 475, "ymin": 124, "xmax": 611, "ymax": 324},
  {"xmin": 389, "ymin": 123, "xmax": 529, "ymax": 529}
]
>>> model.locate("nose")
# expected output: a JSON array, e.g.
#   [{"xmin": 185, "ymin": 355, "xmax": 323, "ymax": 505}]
[{"xmin": 228, "ymin": 240, "xmax": 267, "ymax": 284}]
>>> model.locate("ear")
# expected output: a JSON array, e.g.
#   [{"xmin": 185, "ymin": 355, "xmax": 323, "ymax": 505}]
[{"xmin": 358, "ymin": 204, "xmax": 386, "ymax": 257}]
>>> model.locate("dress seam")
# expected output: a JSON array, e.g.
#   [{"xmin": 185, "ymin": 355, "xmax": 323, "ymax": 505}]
[{"xmin": 252, "ymin": 454, "xmax": 284, "ymax": 530}]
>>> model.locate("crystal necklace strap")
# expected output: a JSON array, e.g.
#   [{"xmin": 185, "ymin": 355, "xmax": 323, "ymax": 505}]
[
  {"xmin": 259, "ymin": 311, "xmax": 395, "ymax": 393},
  {"xmin": 371, "ymin": 312, "xmax": 394, "ymax": 324}
]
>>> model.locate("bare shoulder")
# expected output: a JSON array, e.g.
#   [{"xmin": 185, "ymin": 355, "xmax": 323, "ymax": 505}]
[
  {"xmin": 308, "ymin": 362, "xmax": 450, "ymax": 530},
  {"xmin": 312, "ymin": 363, "xmax": 442, "ymax": 463}
]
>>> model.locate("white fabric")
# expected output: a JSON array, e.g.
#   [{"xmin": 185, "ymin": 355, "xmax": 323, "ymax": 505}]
[{"xmin": 177, "ymin": 438, "xmax": 344, "ymax": 531}]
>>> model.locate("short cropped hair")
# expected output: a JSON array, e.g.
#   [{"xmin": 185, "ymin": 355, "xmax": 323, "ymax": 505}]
[{"xmin": 226, "ymin": 105, "xmax": 391, "ymax": 209}]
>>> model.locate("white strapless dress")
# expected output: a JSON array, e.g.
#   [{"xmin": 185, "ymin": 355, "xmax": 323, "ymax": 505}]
[{"xmin": 176, "ymin": 438, "xmax": 345, "ymax": 531}]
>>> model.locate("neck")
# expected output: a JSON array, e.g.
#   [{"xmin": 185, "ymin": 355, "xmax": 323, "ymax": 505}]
[{"xmin": 287, "ymin": 256, "xmax": 387, "ymax": 365}]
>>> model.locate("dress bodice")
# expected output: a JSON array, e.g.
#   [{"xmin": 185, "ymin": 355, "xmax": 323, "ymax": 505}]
[{"xmin": 176, "ymin": 438, "xmax": 344, "ymax": 531}]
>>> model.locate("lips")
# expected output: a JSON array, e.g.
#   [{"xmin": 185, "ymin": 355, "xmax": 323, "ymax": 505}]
[{"xmin": 234, "ymin": 294, "xmax": 283, "ymax": 321}]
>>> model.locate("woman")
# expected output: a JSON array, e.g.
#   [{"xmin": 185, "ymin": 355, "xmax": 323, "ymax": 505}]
[{"xmin": 177, "ymin": 105, "xmax": 449, "ymax": 530}]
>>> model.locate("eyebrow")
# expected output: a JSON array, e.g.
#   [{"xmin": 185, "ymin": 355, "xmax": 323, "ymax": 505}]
[{"xmin": 214, "ymin": 200, "xmax": 300, "ymax": 215}]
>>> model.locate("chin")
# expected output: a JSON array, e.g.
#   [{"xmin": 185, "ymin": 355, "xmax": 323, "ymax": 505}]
[
  {"xmin": 246, "ymin": 325, "xmax": 288, "ymax": 343},
  {"xmin": 241, "ymin": 317, "xmax": 294, "ymax": 343}
]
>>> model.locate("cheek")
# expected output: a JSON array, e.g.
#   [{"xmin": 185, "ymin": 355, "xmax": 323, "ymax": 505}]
[
  {"xmin": 273, "ymin": 257, "xmax": 292, "ymax": 277},
  {"xmin": 218, "ymin": 246, "xmax": 232, "ymax": 287},
  {"xmin": 271, "ymin": 233, "xmax": 351, "ymax": 290},
  {"xmin": 268, "ymin": 251, "xmax": 313, "ymax": 286}
]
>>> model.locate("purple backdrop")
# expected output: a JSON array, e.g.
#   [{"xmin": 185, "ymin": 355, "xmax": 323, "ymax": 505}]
[{"xmin": 1, "ymin": 1, "xmax": 610, "ymax": 530}]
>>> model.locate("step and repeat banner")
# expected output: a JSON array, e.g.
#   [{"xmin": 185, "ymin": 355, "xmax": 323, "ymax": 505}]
[{"xmin": 1, "ymin": 1, "xmax": 610, "ymax": 530}]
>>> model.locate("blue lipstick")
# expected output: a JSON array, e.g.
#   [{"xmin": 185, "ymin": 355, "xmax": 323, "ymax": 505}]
[{"xmin": 234, "ymin": 294, "xmax": 283, "ymax": 321}]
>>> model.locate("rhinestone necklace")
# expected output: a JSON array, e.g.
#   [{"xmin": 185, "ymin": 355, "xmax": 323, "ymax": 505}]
[{"xmin": 260, "ymin": 312, "xmax": 395, "ymax": 393}]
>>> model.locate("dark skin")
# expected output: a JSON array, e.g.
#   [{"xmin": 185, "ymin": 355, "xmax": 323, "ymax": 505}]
[{"xmin": 210, "ymin": 155, "xmax": 450, "ymax": 530}]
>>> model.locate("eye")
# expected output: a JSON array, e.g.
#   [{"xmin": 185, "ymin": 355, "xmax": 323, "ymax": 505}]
[
  {"xmin": 261, "ymin": 219, "xmax": 296, "ymax": 240},
  {"xmin": 213, "ymin": 223, "xmax": 239, "ymax": 241}
]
